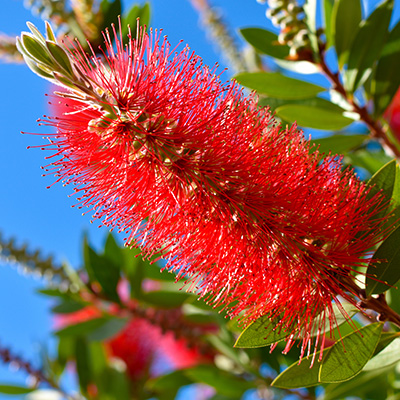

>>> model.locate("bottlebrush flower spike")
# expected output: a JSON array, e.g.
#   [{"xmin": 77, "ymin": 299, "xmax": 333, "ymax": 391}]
[{"xmin": 20, "ymin": 21, "xmax": 389, "ymax": 360}]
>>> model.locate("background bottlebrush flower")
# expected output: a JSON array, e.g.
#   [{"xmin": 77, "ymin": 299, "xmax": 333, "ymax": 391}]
[
  {"xmin": 55, "ymin": 305, "xmax": 206, "ymax": 381},
  {"xmin": 385, "ymin": 87, "xmax": 400, "ymax": 140},
  {"xmin": 22, "ymin": 22, "xmax": 389, "ymax": 358}
]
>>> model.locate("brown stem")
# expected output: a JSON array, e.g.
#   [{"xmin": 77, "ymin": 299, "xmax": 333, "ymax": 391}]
[
  {"xmin": 317, "ymin": 51, "xmax": 400, "ymax": 160},
  {"xmin": 341, "ymin": 276, "xmax": 400, "ymax": 328},
  {"xmin": 0, "ymin": 342, "xmax": 77, "ymax": 400}
]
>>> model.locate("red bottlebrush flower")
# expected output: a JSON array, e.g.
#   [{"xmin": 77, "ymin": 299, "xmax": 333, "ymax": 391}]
[
  {"xmin": 33, "ymin": 23, "xmax": 388, "ymax": 359},
  {"xmin": 385, "ymin": 87, "xmax": 400, "ymax": 139}
]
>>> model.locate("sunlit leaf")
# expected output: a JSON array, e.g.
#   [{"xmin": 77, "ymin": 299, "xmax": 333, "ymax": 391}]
[
  {"xmin": 0, "ymin": 385, "xmax": 34, "ymax": 395},
  {"xmin": 234, "ymin": 315, "xmax": 290, "ymax": 348},
  {"xmin": 273, "ymin": 323, "xmax": 383, "ymax": 388},
  {"xmin": 372, "ymin": 20, "xmax": 400, "ymax": 115},
  {"xmin": 332, "ymin": 0, "xmax": 362, "ymax": 68},
  {"xmin": 319, "ymin": 323, "xmax": 383, "ymax": 382},
  {"xmin": 275, "ymin": 104, "xmax": 354, "ymax": 130},
  {"xmin": 345, "ymin": 0, "xmax": 393, "ymax": 92},
  {"xmin": 239, "ymin": 28, "xmax": 290, "ymax": 59},
  {"xmin": 235, "ymin": 72, "xmax": 326, "ymax": 99},
  {"xmin": 364, "ymin": 335, "xmax": 400, "ymax": 371},
  {"xmin": 310, "ymin": 134, "xmax": 366, "ymax": 155}
]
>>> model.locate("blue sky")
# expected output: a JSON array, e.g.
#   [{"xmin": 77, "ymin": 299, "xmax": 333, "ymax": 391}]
[{"xmin": 0, "ymin": 0, "xmax": 267, "ymax": 395}]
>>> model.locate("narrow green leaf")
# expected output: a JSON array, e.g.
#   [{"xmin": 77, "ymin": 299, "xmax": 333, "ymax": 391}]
[
  {"xmin": 367, "ymin": 226, "xmax": 400, "ymax": 295},
  {"xmin": 84, "ymin": 240, "xmax": 121, "ymax": 303},
  {"xmin": 122, "ymin": 2, "xmax": 151, "ymax": 39},
  {"xmin": 100, "ymin": 0, "xmax": 122, "ymax": 34},
  {"xmin": 234, "ymin": 72, "xmax": 326, "ymax": 99},
  {"xmin": 184, "ymin": 365, "xmax": 252, "ymax": 397},
  {"xmin": 275, "ymin": 104, "xmax": 354, "ymax": 130},
  {"xmin": 45, "ymin": 21, "xmax": 57, "ymax": 42},
  {"xmin": 21, "ymin": 34, "xmax": 53, "ymax": 66},
  {"xmin": 75, "ymin": 337, "xmax": 92, "ymax": 393},
  {"xmin": 55, "ymin": 317, "xmax": 108, "ymax": 337},
  {"xmin": 323, "ymin": 0, "xmax": 335, "ymax": 48},
  {"xmin": 272, "ymin": 351, "xmax": 321, "ymax": 388},
  {"xmin": 332, "ymin": 0, "xmax": 362, "ymax": 68},
  {"xmin": 344, "ymin": 149, "xmax": 392, "ymax": 176},
  {"xmin": 23, "ymin": 55, "xmax": 54, "ymax": 80},
  {"xmin": 141, "ymin": 290, "xmax": 192, "ymax": 308},
  {"xmin": 51, "ymin": 300, "xmax": 87, "ymax": 314},
  {"xmin": 104, "ymin": 234, "xmax": 124, "ymax": 268},
  {"xmin": 310, "ymin": 134, "xmax": 366, "ymax": 155},
  {"xmin": 303, "ymin": 0, "xmax": 319, "ymax": 54},
  {"xmin": 319, "ymin": 323, "xmax": 383, "ymax": 382},
  {"xmin": 0, "ymin": 385, "xmax": 34, "ymax": 395},
  {"xmin": 146, "ymin": 370, "xmax": 193, "ymax": 392},
  {"xmin": 273, "ymin": 323, "xmax": 383, "ymax": 388},
  {"xmin": 26, "ymin": 22, "xmax": 46, "ymax": 45},
  {"xmin": 367, "ymin": 159, "xmax": 397, "ymax": 200},
  {"xmin": 234, "ymin": 315, "xmax": 291, "ymax": 348},
  {"xmin": 372, "ymin": 20, "xmax": 400, "ymax": 115},
  {"xmin": 364, "ymin": 335, "xmax": 400, "ymax": 371},
  {"xmin": 87, "ymin": 317, "xmax": 128, "ymax": 341},
  {"xmin": 345, "ymin": 0, "xmax": 393, "ymax": 92},
  {"xmin": 46, "ymin": 41, "xmax": 73, "ymax": 75},
  {"xmin": 239, "ymin": 28, "xmax": 290, "ymax": 59}
]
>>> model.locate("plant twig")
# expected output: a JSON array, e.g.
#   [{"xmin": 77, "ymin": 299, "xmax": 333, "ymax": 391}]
[
  {"xmin": 317, "ymin": 50, "xmax": 400, "ymax": 159},
  {"xmin": 0, "ymin": 342, "xmax": 76, "ymax": 400}
]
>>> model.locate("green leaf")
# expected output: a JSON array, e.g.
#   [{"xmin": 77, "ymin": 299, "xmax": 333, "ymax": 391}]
[
  {"xmin": 323, "ymin": 0, "xmax": 335, "ymax": 48},
  {"xmin": 319, "ymin": 323, "xmax": 384, "ymax": 383},
  {"xmin": 46, "ymin": 41, "xmax": 73, "ymax": 75},
  {"xmin": 344, "ymin": 149, "xmax": 392, "ymax": 176},
  {"xmin": 121, "ymin": 2, "xmax": 151, "ymax": 38},
  {"xmin": 0, "ymin": 385, "xmax": 34, "ymax": 395},
  {"xmin": 323, "ymin": 366, "xmax": 394, "ymax": 400},
  {"xmin": 372, "ymin": 20, "xmax": 400, "ymax": 115},
  {"xmin": 303, "ymin": 0, "xmax": 319, "ymax": 54},
  {"xmin": 272, "ymin": 351, "xmax": 321, "ymax": 388},
  {"xmin": 55, "ymin": 317, "xmax": 109, "ymax": 337},
  {"xmin": 275, "ymin": 104, "xmax": 355, "ymax": 130},
  {"xmin": 310, "ymin": 134, "xmax": 366, "ymax": 155},
  {"xmin": 273, "ymin": 323, "xmax": 383, "ymax": 388},
  {"xmin": 367, "ymin": 225, "xmax": 400, "ymax": 295},
  {"xmin": 26, "ymin": 22, "xmax": 46, "ymax": 45},
  {"xmin": 100, "ymin": 0, "xmax": 122, "ymax": 34},
  {"xmin": 104, "ymin": 234, "xmax": 124, "ymax": 268},
  {"xmin": 364, "ymin": 335, "xmax": 400, "ymax": 371},
  {"xmin": 87, "ymin": 317, "xmax": 128, "ymax": 341},
  {"xmin": 331, "ymin": 0, "xmax": 362, "ymax": 68},
  {"xmin": 141, "ymin": 290, "xmax": 192, "ymax": 308},
  {"xmin": 367, "ymin": 158, "xmax": 397, "ymax": 200},
  {"xmin": 345, "ymin": 0, "xmax": 393, "ymax": 92},
  {"xmin": 51, "ymin": 299, "xmax": 87, "ymax": 314},
  {"xmin": 146, "ymin": 370, "xmax": 193, "ymax": 392},
  {"xmin": 21, "ymin": 34, "xmax": 53, "ymax": 66},
  {"xmin": 96, "ymin": 367, "xmax": 131, "ymax": 400},
  {"xmin": 239, "ymin": 28, "xmax": 290, "ymax": 59},
  {"xmin": 75, "ymin": 337, "xmax": 92, "ymax": 393},
  {"xmin": 312, "ymin": 301, "xmax": 359, "ymax": 337},
  {"xmin": 45, "ymin": 21, "xmax": 57, "ymax": 43},
  {"xmin": 184, "ymin": 365, "xmax": 252, "ymax": 397},
  {"xmin": 234, "ymin": 315, "xmax": 291, "ymax": 348},
  {"xmin": 234, "ymin": 72, "xmax": 326, "ymax": 99},
  {"xmin": 84, "ymin": 239, "xmax": 121, "ymax": 303}
]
